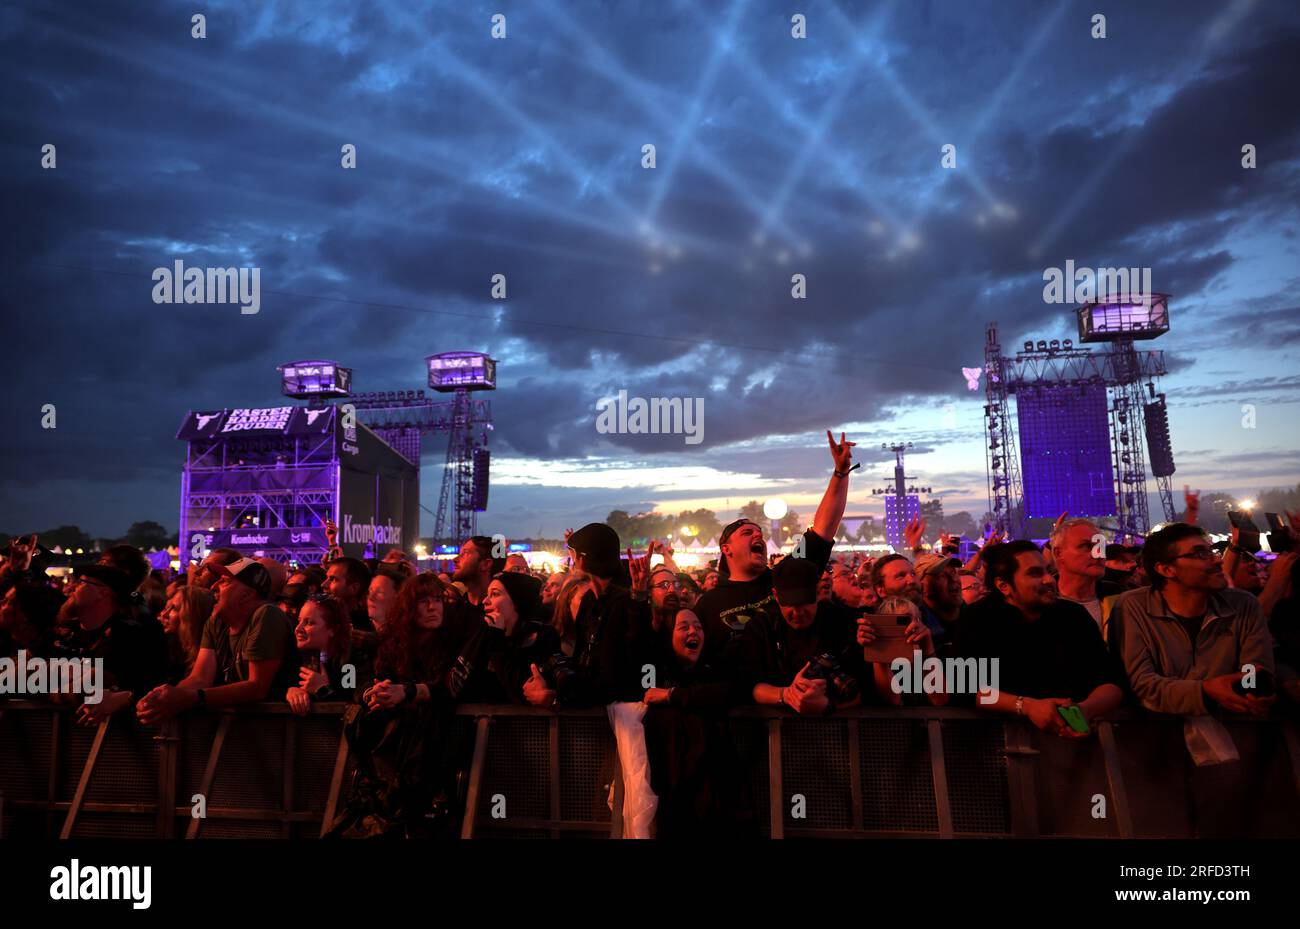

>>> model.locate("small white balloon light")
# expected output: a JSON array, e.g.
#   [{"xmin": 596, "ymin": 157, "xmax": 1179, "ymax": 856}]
[{"xmin": 763, "ymin": 498, "xmax": 788, "ymax": 521}]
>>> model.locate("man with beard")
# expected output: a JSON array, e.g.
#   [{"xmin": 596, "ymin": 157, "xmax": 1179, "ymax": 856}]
[
  {"xmin": 450, "ymin": 535, "xmax": 506, "ymax": 608},
  {"xmin": 694, "ymin": 431, "xmax": 857, "ymax": 665},
  {"xmin": 960, "ymin": 542, "xmax": 1121, "ymax": 734},
  {"xmin": 53, "ymin": 565, "xmax": 167, "ymax": 725},
  {"xmin": 136, "ymin": 558, "xmax": 297, "ymax": 723},
  {"xmin": 647, "ymin": 564, "xmax": 683, "ymax": 634}
]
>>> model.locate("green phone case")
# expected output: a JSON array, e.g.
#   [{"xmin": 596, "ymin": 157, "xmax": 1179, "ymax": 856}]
[{"xmin": 1057, "ymin": 705, "xmax": 1090, "ymax": 734}]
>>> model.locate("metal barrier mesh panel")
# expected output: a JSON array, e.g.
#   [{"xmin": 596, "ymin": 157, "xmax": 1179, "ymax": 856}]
[
  {"xmin": 293, "ymin": 715, "xmax": 344, "ymax": 814},
  {"xmin": 200, "ymin": 819, "xmax": 286, "ymax": 839},
  {"xmin": 479, "ymin": 717, "xmax": 549, "ymax": 823},
  {"xmin": 179, "ymin": 714, "xmax": 221, "ymax": 800},
  {"xmin": 558, "ymin": 716, "xmax": 613, "ymax": 823},
  {"xmin": 729, "ymin": 718, "xmax": 769, "ymax": 834},
  {"xmin": 209, "ymin": 716, "xmax": 285, "ymax": 811},
  {"xmin": 943, "ymin": 718, "xmax": 1010, "ymax": 834},
  {"xmin": 55, "ymin": 722, "xmax": 99, "ymax": 801},
  {"xmin": 70, "ymin": 812, "xmax": 156, "ymax": 839},
  {"xmin": 83, "ymin": 724, "xmax": 160, "ymax": 806},
  {"xmin": 0, "ymin": 709, "xmax": 54, "ymax": 800},
  {"xmin": 860, "ymin": 719, "xmax": 938, "ymax": 833},
  {"xmin": 782, "ymin": 718, "xmax": 852, "ymax": 831}
]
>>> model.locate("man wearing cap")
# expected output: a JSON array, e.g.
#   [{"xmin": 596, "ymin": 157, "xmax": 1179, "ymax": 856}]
[
  {"xmin": 52, "ymin": 564, "xmax": 167, "ymax": 724},
  {"xmin": 561, "ymin": 522, "xmax": 653, "ymax": 706},
  {"xmin": 695, "ymin": 431, "xmax": 857, "ymax": 665},
  {"xmin": 737, "ymin": 555, "xmax": 865, "ymax": 715},
  {"xmin": 136, "ymin": 557, "xmax": 297, "ymax": 723},
  {"xmin": 914, "ymin": 552, "xmax": 964, "ymax": 656}
]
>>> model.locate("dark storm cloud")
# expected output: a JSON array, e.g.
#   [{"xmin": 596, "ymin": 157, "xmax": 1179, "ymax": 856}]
[{"xmin": 2, "ymin": 0, "xmax": 1298, "ymax": 535}]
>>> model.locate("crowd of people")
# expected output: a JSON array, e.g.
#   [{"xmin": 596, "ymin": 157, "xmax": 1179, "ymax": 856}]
[{"xmin": 3, "ymin": 433, "xmax": 1298, "ymax": 838}]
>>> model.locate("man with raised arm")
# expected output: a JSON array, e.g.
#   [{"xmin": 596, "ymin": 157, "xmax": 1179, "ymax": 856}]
[{"xmin": 694, "ymin": 431, "xmax": 857, "ymax": 665}]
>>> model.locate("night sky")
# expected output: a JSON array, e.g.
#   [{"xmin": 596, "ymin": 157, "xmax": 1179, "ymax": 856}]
[{"xmin": 3, "ymin": 0, "xmax": 1299, "ymax": 541}]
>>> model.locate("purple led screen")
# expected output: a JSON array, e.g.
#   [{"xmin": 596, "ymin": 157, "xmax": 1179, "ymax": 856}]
[
  {"xmin": 1016, "ymin": 384, "xmax": 1115, "ymax": 519},
  {"xmin": 884, "ymin": 495, "xmax": 920, "ymax": 550}
]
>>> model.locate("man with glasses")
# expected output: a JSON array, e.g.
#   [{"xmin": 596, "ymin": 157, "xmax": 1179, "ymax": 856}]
[
  {"xmin": 1113, "ymin": 523, "xmax": 1277, "ymax": 837},
  {"xmin": 56, "ymin": 565, "xmax": 167, "ymax": 725},
  {"xmin": 646, "ymin": 564, "xmax": 683, "ymax": 635},
  {"xmin": 1114, "ymin": 523, "xmax": 1275, "ymax": 717}
]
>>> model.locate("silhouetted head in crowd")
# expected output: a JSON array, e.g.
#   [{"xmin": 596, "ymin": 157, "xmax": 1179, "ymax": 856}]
[
  {"xmin": 541, "ymin": 572, "xmax": 565, "ymax": 609},
  {"xmin": 325, "ymin": 557, "xmax": 370, "ymax": 612},
  {"xmin": 98, "ymin": 544, "xmax": 151, "ymax": 590},
  {"xmin": 566, "ymin": 523, "xmax": 622, "ymax": 583},
  {"xmin": 64, "ymin": 565, "xmax": 136, "ymax": 631},
  {"xmin": 550, "ymin": 572, "xmax": 592, "ymax": 648},
  {"xmin": 872, "ymin": 554, "xmax": 919, "ymax": 605},
  {"xmin": 294, "ymin": 595, "xmax": 352, "ymax": 664},
  {"xmin": 377, "ymin": 573, "xmax": 466, "ymax": 681},
  {"xmin": 485, "ymin": 571, "xmax": 544, "ymax": 638},
  {"xmin": 159, "ymin": 584, "xmax": 214, "ymax": 673},
  {"xmin": 772, "ymin": 555, "xmax": 820, "ymax": 631},
  {"xmin": 717, "ymin": 519, "xmax": 767, "ymax": 583},
  {"xmin": 504, "ymin": 553, "xmax": 529, "ymax": 574},
  {"xmin": 958, "ymin": 569, "xmax": 986, "ymax": 605},
  {"xmin": 367, "ymin": 566, "xmax": 405, "ymax": 631},
  {"xmin": 984, "ymin": 541, "xmax": 1057, "ymax": 619},
  {"xmin": 701, "ymin": 568, "xmax": 720, "ymax": 591},
  {"xmin": 1144, "ymin": 524, "xmax": 1223, "ymax": 594},
  {"xmin": 675, "ymin": 572, "xmax": 701, "ymax": 610},
  {"xmin": 915, "ymin": 554, "xmax": 962, "ymax": 615},
  {"xmin": 649, "ymin": 564, "xmax": 681, "ymax": 623},
  {"xmin": 194, "ymin": 548, "xmax": 242, "ymax": 590},
  {"xmin": 0, "ymin": 584, "xmax": 62, "ymax": 654},
  {"xmin": 453, "ymin": 536, "xmax": 506, "ymax": 603},
  {"xmin": 256, "ymin": 557, "xmax": 288, "ymax": 599},
  {"xmin": 210, "ymin": 558, "xmax": 273, "ymax": 631},
  {"xmin": 831, "ymin": 561, "xmax": 866, "ymax": 608},
  {"xmin": 671, "ymin": 609, "xmax": 704, "ymax": 667}
]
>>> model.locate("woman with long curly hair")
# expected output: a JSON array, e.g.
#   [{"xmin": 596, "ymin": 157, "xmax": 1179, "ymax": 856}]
[
  {"xmin": 328, "ymin": 573, "xmax": 473, "ymax": 839},
  {"xmin": 364, "ymin": 573, "xmax": 468, "ymax": 709}
]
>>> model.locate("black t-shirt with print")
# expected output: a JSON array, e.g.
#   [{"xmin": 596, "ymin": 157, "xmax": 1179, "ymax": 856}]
[{"xmin": 695, "ymin": 529, "xmax": 833, "ymax": 666}]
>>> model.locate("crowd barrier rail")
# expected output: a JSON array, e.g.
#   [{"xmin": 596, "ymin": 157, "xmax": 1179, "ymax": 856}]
[{"xmin": 2, "ymin": 700, "xmax": 1298, "ymax": 839}]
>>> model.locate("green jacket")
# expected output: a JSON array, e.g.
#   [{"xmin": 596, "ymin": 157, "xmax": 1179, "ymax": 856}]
[{"xmin": 1114, "ymin": 586, "xmax": 1273, "ymax": 716}]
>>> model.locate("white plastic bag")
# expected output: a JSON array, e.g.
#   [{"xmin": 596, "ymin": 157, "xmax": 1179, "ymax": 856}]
[
  {"xmin": 606, "ymin": 702, "xmax": 658, "ymax": 838},
  {"xmin": 1182, "ymin": 715, "xmax": 1240, "ymax": 767}
]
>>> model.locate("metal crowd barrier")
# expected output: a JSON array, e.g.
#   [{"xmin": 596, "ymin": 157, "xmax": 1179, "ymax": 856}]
[{"xmin": 2, "ymin": 700, "xmax": 1298, "ymax": 839}]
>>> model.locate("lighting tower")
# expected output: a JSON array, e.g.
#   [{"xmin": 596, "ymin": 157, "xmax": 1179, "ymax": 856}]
[{"xmin": 871, "ymin": 442, "xmax": 932, "ymax": 550}]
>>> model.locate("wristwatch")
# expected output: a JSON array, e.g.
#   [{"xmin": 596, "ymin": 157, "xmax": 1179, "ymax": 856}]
[
  {"xmin": 404, "ymin": 682, "xmax": 417, "ymax": 704},
  {"xmin": 195, "ymin": 688, "xmax": 206, "ymax": 707}
]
